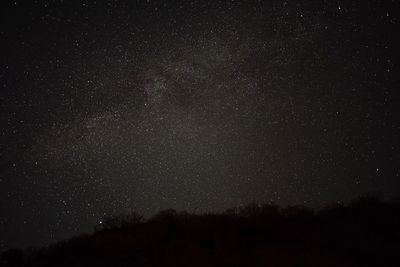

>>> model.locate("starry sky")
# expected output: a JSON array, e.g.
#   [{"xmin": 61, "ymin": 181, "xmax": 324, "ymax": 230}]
[{"xmin": 0, "ymin": 0, "xmax": 399, "ymax": 250}]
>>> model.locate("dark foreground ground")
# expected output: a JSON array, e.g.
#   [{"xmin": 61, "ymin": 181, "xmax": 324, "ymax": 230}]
[{"xmin": 2, "ymin": 197, "xmax": 400, "ymax": 267}]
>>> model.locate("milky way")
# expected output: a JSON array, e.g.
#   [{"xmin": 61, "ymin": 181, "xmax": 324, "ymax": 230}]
[{"xmin": 1, "ymin": 0, "xmax": 399, "ymax": 249}]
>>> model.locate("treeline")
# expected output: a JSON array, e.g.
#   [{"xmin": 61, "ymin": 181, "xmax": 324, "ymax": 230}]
[{"xmin": 2, "ymin": 196, "xmax": 400, "ymax": 266}]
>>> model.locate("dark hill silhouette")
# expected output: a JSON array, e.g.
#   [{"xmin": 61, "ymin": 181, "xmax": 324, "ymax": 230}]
[{"xmin": 1, "ymin": 197, "xmax": 400, "ymax": 267}]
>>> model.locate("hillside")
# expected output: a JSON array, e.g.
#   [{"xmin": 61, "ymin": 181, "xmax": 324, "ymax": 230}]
[{"xmin": 2, "ymin": 197, "xmax": 400, "ymax": 267}]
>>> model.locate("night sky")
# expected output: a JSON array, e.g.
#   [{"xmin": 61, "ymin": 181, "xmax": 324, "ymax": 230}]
[{"xmin": 0, "ymin": 0, "xmax": 399, "ymax": 250}]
